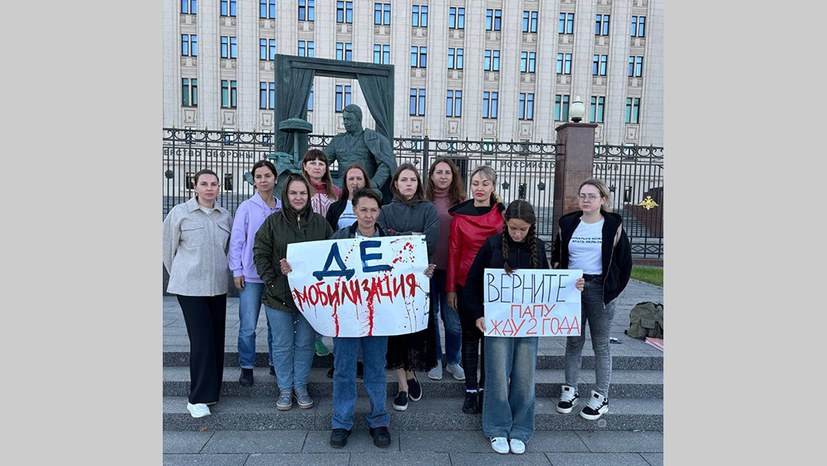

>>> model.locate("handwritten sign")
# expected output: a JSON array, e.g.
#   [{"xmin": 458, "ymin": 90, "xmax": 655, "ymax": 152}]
[
  {"xmin": 483, "ymin": 268, "xmax": 583, "ymax": 337},
  {"xmin": 286, "ymin": 235, "xmax": 430, "ymax": 337}
]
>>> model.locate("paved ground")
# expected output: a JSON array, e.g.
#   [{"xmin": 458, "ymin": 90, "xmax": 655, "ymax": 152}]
[{"xmin": 163, "ymin": 279, "xmax": 664, "ymax": 465}]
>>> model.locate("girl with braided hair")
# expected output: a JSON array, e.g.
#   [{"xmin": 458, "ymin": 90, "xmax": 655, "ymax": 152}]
[{"xmin": 463, "ymin": 200, "xmax": 583, "ymax": 454}]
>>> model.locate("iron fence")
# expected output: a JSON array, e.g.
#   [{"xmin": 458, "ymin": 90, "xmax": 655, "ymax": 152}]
[{"xmin": 163, "ymin": 128, "xmax": 663, "ymax": 259}]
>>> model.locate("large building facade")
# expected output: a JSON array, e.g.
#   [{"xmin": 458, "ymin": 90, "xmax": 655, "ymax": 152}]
[{"xmin": 163, "ymin": 0, "xmax": 662, "ymax": 146}]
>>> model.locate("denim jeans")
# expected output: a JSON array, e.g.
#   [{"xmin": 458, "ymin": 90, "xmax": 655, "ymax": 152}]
[
  {"xmin": 564, "ymin": 280, "xmax": 616, "ymax": 398},
  {"xmin": 431, "ymin": 269, "xmax": 462, "ymax": 365},
  {"xmin": 482, "ymin": 336, "xmax": 538, "ymax": 443},
  {"xmin": 331, "ymin": 336, "xmax": 389, "ymax": 430},
  {"xmin": 265, "ymin": 305, "xmax": 315, "ymax": 391},
  {"xmin": 237, "ymin": 282, "xmax": 274, "ymax": 369}
]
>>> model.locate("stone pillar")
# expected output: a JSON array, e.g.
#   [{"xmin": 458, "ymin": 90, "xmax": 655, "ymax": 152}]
[{"xmin": 552, "ymin": 122, "xmax": 597, "ymax": 240}]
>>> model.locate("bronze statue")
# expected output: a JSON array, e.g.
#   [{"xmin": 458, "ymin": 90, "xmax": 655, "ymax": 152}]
[{"xmin": 324, "ymin": 104, "xmax": 397, "ymax": 202}]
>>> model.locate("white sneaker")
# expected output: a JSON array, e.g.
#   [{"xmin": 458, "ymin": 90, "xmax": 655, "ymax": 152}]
[
  {"xmin": 490, "ymin": 437, "xmax": 510, "ymax": 454},
  {"xmin": 445, "ymin": 363, "xmax": 466, "ymax": 381},
  {"xmin": 509, "ymin": 439, "xmax": 526, "ymax": 454},
  {"xmin": 557, "ymin": 384, "xmax": 579, "ymax": 413},
  {"xmin": 427, "ymin": 360, "xmax": 443, "ymax": 380},
  {"xmin": 186, "ymin": 402, "xmax": 211, "ymax": 418},
  {"xmin": 580, "ymin": 390, "xmax": 609, "ymax": 420}
]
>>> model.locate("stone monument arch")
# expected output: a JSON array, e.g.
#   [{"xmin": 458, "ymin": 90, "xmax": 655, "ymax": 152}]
[{"xmin": 270, "ymin": 55, "xmax": 395, "ymax": 199}]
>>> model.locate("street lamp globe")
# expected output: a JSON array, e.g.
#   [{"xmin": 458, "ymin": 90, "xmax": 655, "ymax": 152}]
[{"xmin": 570, "ymin": 96, "xmax": 586, "ymax": 123}]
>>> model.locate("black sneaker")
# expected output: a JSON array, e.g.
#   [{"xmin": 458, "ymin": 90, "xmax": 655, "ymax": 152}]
[
  {"xmin": 557, "ymin": 384, "xmax": 579, "ymax": 414},
  {"xmin": 462, "ymin": 391, "xmax": 478, "ymax": 414},
  {"xmin": 369, "ymin": 426, "xmax": 391, "ymax": 448},
  {"xmin": 407, "ymin": 375, "xmax": 422, "ymax": 401},
  {"xmin": 357, "ymin": 361, "xmax": 364, "ymax": 379},
  {"xmin": 393, "ymin": 391, "xmax": 409, "ymax": 411},
  {"xmin": 269, "ymin": 366, "xmax": 276, "ymax": 376},
  {"xmin": 329, "ymin": 428, "xmax": 351, "ymax": 448},
  {"xmin": 239, "ymin": 368, "xmax": 254, "ymax": 387},
  {"xmin": 580, "ymin": 391, "xmax": 609, "ymax": 420},
  {"xmin": 327, "ymin": 366, "xmax": 334, "ymax": 378}
]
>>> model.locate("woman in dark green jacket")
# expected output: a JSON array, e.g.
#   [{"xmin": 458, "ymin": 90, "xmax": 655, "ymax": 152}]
[{"xmin": 253, "ymin": 174, "xmax": 334, "ymax": 412}]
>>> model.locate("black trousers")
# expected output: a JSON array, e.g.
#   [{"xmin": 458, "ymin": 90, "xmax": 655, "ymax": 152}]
[
  {"xmin": 177, "ymin": 294, "xmax": 227, "ymax": 404},
  {"xmin": 456, "ymin": 285, "xmax": 485, "ymax": 391}
]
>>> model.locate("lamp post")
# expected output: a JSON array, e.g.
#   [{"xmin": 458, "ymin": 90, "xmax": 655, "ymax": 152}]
[{"xmin": 569, "ymin": 95, "xmax": 586, "ymax": 123}]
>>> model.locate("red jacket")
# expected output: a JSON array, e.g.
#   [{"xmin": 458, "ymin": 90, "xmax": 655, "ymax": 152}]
[{"xmin": 446, "ymin": 200, "xmax": 505, "ymax": 292}]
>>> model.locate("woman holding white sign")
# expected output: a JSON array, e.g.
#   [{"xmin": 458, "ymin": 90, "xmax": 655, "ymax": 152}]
[
  {"xmin": 464, "ymin": 200, "xmax": 572, "ymax": 454},
  {"xmin": 552, "ymin": 178, "xmax": 632, "ymax": 421},
  {"xmin": 377, "ymin": 163, "xmax": 440, "ymax": 412},
  {"xmin": 327, "ymin": 188, "xmax": 436, "ymax": 449},
  {"xmin": 253, "ymin": 174, "xmax": 334, "ymax": 412},
  {"xmin": 446, "ymin": 165, "xmax": 505, "ymax": 414}
]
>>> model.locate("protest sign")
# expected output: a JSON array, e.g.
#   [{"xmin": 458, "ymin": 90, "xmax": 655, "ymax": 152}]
[
  {"xmin": 286, "ymin": 235, "xmax": 430, "ymax": 337},
  {"xmin": 483, "ymin": 268, "xmax": 583, "ymax": 337}
]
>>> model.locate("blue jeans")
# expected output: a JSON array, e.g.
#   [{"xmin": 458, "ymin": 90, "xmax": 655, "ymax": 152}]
[
  {"xmin": 331, "ymin": 336, "xmax": 389, "ymax": 430},
  {"xmin": 431, "ymin": 269, "xmax": 462, "ymax": 365},
  {"xmin": 237, "ymin": 282, "xmax": 274, "ymax": 369},
  {"xmin": 265, "ymin": 305, "xmax": 315, "ymax": 391},
  {"xmin": 564, "ymin": 280, "xmax": 616, "ymax": 398},
  {"xmin": 482, "ymin": 336, "xmax": 538, "ymax": 443}
]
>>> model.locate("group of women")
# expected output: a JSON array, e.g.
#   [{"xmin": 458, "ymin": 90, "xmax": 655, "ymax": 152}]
[{"xmin": 163, "ymin": 152, "xmax": 632, "ymax": 455}]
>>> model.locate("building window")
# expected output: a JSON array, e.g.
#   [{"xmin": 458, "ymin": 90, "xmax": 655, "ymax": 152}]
[
  {"xmin": 592, "ymin": 54, "xmax": 608, "ymax": 76},
  {"xmin": 558, "ymin": 13, "xmax": 574, "ymax": 34},
  {"xmin": 307, "ymin": 84, "xmax": 314, "ymax": 111},
  {"xmin": 556, "ymin": 53, "xmax": 572, "ymax": 75},
  {"xmin": 220, "ymin": 36, "xmax": 237, "ymax": 59},
  {"xmin": 260, "ymin": 82, "xmax": 275, "ymax": 109},
  {"xmin": 373, "ymin": 44, "xmax": 390, "ymax": 64},
  {"xmin": 484, "ymin": 50, "xmax": 500, "ymax": 71},
  {"xmin": 298, "ymin": 0, "xmax": 315, "ymax": 21},
  {"xmin": 519, "ymin": 93, "xmax": 534, "ymax": 120},
  {"xmin": 182, "ymin": 78, "xmax": 198, "ymax": 107},
  {"xmin": 374, "ymin": 3, "xmax": 391, "ymax": 25},
  {"xmin": 446, "ymin": 90, "xmax": 462, "ymax": 117},
  {"xmin": 625, "ymin": 97, "xmax": 641, "ymax": 123},
  {"xmin": 483, "ymin": 91, "xmax": 499, "ymax": 119},
  {"xmin": 522, "ymin": 11, "xmax": 538, "ymax": 33},
  {"xmin": 448, "ymin": 48, "xmax": 464, "ymax": 70},
  {"xmin": 409, "ymin": 88, "xmax": 426, "ymax": 116},
  {"xmin": 336, "ymin": 42, "xmax": 353, "ymax": 61},
  {"xmin": 412, "ymin": 5, "xmax": 428, "ymax": 27},
  {"xmin": 485, "ymin": 9, "xmax": 502, "ymax": 31},
  {"xmin": 410, "ymin": 46, "xmax": 427, "ymax": 68},
  {"xmin": 336, "ymin": 1, "xmax": 353, "ymax": 23},
  {"xmin": 631, "ymin": 16, "xmax": 646, "ymax": 37},
  {"xmin": 335, "ymin": 85, "xmax": 352, "ymax": 112},
  {"xmin": 181, "ymin": 34, "xmax": 197, "ymax": 56},
  {"xmin": 520, "ymin": 52, "xmax": 536, "ymax": 73},
  {"xmin": 297, "ymin": 40, "xmax": 315, "ymax": 57},
  {"xmin": 554, "ymin": 94, "xmax": 570, "ymax": 122},
  {"xmin": 221, "ymin": 80, "xmax": 238, "ymax": 108},
  {"xmin": 260, "ymin": 0, "xmax": 276, "ymax": 19},
  {"xmin": 220, "ymin": 0, "xmax": 236, "ymax": 16},
  {"xmin": 595, "ymin": 14, "xmax": 610, "ymax": 36},
  {"xmin": 449, "ymin": 7, "xmax": 465, "ymax": 29},
  {"xmin": 628, "ymin": 56, "xmax": 644, "ymax": 77},
  {"xmin": 181, "ymin": 0, "xmax": 196, "ymax": 15},
  {"xmin": 260, "ymin": 39, "xmax": 276, "ymax": 61},
  {"xmin": 590, "ymin": 96, "xmax": 605, "ymax": 123}
]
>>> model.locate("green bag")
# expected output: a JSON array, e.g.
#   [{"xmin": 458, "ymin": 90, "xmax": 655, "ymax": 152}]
[{"xmin": 625, "ymin": 302, "xmax": 664, "ymax": 339}]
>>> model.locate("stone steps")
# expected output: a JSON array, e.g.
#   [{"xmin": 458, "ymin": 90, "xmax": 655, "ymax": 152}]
[
  {"xmin": 163, "ymin": 395, "xmax": 663, "ymax": 432},
  {"xmin": 163, "ymin": 366, "xmax": 663, "ymax": 399}
]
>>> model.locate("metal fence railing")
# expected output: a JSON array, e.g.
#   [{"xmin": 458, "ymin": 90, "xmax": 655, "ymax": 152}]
[{"xmin": 163, "ymin": 128, "xmax": 663, "ymax": 259}]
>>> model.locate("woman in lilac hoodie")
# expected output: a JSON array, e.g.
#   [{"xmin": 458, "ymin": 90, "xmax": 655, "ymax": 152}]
[{"xmin": 228, "ymin": 160, "xmax": 282, "ymax": 387}]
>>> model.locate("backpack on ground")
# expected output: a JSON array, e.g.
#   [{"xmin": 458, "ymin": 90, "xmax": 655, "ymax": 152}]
[{"xmin": 625, "ymin": 301, "xmax": 663, "ymax": 339}]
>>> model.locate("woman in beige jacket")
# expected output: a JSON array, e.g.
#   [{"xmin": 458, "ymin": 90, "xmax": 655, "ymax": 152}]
[{"xmin": 163, "ymin": 169, "xmax": 233, "ymax": 419}]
